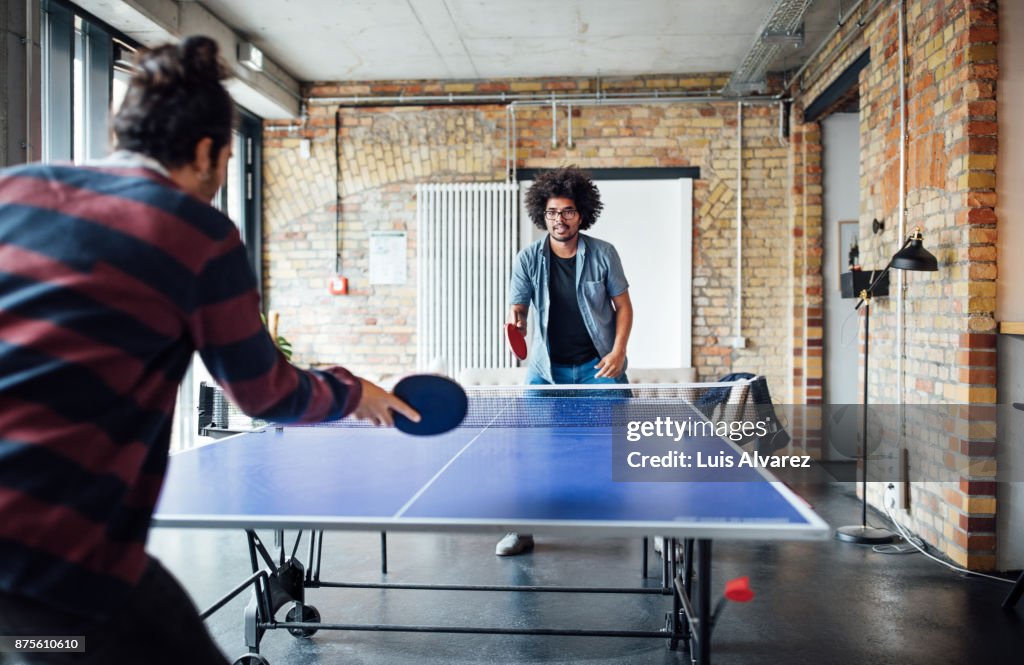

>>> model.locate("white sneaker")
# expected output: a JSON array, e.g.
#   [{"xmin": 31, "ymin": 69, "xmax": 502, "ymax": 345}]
[{"xmin": 495, "ymin": 533, "xmax": 535, "ymax": 556}]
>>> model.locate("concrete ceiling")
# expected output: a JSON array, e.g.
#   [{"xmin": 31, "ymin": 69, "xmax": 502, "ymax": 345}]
[{"xmin": 196, "ymin": 0, "xmax": 842, "ymax": 82}]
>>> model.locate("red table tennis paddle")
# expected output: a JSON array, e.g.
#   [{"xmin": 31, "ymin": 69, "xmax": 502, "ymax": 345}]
[
  {"xmin": 724, "ymin": 576, "xmax": 755, "ymax": 603},
  {"xmin": 710, "ymin": 576, "xmax": 755, "ymax": 628},
  {"xmin": 392, "ymin": 374, "xmax": 468, "ymax": 436},
  {"xmin": 505, "ymin": 323, "xmax": 527, "ymax": 361}
]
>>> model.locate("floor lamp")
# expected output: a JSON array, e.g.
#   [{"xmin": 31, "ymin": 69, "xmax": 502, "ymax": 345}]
[{"xmin": 836, "ymin": 227, "xmax": 938, "ymax": 544}]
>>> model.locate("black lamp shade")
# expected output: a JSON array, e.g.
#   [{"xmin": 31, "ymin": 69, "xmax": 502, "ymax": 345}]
[{"xmin": 890, "ymin": 236, "xmax": 938, "ymax": 271}]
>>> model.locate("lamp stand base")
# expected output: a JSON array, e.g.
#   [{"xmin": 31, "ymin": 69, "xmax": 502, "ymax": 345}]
[{"xmin": 835, "ymin": 525, "xmax": 897, "ymax": 544}]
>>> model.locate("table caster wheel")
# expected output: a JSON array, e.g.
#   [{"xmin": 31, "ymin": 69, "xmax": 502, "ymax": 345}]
[
  {"xmin": 285, "ymin": 603, "xmax": 321, "ymax": 637},
  {"xmin": 233, "ymin": 655, "xmax": 270, "ymax": 665}
]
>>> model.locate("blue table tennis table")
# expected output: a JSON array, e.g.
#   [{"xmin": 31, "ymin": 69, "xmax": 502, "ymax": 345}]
[{"xmin": 155, "ymin": 393, "xmax": 829, "ymax": 665}]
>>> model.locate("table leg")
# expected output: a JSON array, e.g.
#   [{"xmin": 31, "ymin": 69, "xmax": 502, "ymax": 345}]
[
  {"xmin": 681, "ymin": 538, "xmax": 693, "ymax": 647},
  {"xmin": 661, "ymin": 535, "xmax": 670, "ymax": 591},
  {"xmin": 697, "ymin": 539, "xmax": 712, "ymax": 665},
  {"xmin": 668, "ymin": 537, "xmax": 682, "ymax": 650}
]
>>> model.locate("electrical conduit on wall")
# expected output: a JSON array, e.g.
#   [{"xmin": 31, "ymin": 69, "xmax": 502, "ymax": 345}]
[
  {"xmin": 735, "ymin": 101, "xmax": 745, "ymax": 350},
  {"xmin": 896, "ymin": 0, "xmax": 907, "ymax": 404}
]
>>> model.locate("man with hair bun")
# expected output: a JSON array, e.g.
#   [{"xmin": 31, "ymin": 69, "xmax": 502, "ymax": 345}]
[
  {"xmin": 0, "ymin": 36, "xmax": 416, "ymax": 663},
  {"xmin": 497, "ymin": 166, "xmax": 634, "ymax": 556}
]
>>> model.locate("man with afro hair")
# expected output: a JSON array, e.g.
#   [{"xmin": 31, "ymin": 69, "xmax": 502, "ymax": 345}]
[{"xmin": 497, "ymin": 166, "xmax": 633, "ymax": 556}]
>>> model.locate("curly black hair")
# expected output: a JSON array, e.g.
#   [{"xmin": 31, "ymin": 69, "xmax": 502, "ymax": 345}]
[{"xmin": 524, "ymin": 166, "xmax": 603, "ymax": 231}]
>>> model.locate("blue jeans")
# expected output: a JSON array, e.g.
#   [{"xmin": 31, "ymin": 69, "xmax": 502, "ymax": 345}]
[{"xmin": 526, "ymin": 358, "xmax": 628, "ymax": 385}]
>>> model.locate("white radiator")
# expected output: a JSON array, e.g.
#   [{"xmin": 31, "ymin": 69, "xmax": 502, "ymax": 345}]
[{"xmin": 416, "ymin": 182, "xmax": 519, "ymax": 377}]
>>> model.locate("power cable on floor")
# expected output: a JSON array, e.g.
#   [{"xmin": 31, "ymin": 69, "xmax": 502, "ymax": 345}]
[{"xmin": 870, "ymin": 485, "xmax": 1015, "ymax": 584}]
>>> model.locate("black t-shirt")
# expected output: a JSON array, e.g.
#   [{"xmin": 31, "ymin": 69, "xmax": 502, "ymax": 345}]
[{"xmin": 548, "ymin": 252, "xmax": 599, "ymax": 364}]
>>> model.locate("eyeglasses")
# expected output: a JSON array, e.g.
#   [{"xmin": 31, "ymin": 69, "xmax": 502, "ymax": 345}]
[{"xmin": 544, "ymin": 208, "xmax": 579, "ymax": 221}]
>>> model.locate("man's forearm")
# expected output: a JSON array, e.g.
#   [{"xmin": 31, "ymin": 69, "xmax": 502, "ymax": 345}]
[
  {"xmin": 611, "ymin": 294, "xmax": 633, "ymax": 354},
  {"xmin": 612, "ymin": 307, "xmax": 632, "ymax": 353}
]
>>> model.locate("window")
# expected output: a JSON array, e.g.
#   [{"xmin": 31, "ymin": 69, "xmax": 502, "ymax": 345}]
[
  {"xmin": 211, "ymin": 109, "xmax": 263, "ymax": 282},
  {"xmin": 111, "ymin": 42, "xmax": 135, "ymax": 119},
  {"xmin": 40, "ymin": 2, "xmax": 265, "ymax": 451},
  {"xmin": 41, "ymin": 0, "xmax": 132, "ymax": 163},
  {"xmin": 41, "ymin": 0, "xmax": 73, "ymax": 162}
]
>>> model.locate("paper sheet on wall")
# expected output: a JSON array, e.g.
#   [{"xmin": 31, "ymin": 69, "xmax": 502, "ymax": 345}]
[{"xmin": 369, "ymin": 231, "xmax": 407, "ymax": 285}]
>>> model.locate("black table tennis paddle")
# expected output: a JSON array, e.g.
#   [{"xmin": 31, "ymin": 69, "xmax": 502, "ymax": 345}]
[{"xmin": 392, "ymin": 374, "xmax": 468, "ymax": 436}]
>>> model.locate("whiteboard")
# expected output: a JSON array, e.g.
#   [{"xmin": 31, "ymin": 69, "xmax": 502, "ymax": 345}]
[{"xmin": 519, "ymin": 178, "xmax": 692, "ymax": 368}]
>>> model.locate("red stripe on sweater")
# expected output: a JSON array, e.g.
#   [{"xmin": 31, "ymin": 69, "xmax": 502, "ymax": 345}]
[
  {"xmin": 0, "ymin": 174, "xmax": 235, "ymax": 273},
  {"xmin": 189, "ymin": 290, "xmax": 265, "ymax": 348},
  {"xmin": 0, "ymin": 309, "xmax": 144, "ymax": 392},
  {"xmin": 226, "ymin": 364, "xmax": 361, "ymax": 423},
  {"xmin": 0, "ymin": 487, "xmax": 147, "ymax": 584},
  {"xmin": 0, "ymin": 243, "xmax": 184, "ymax": 338},
  {"xmin": 0, "ymin": 307, "xmax": 181, "ymax": 411},
  {"xmin": 0, "ymin": 397, "xmax": 149, "ymax": 485},
  {"xmin": 219, "ymin": 355, "xmax": 301, "ymax": 418}
]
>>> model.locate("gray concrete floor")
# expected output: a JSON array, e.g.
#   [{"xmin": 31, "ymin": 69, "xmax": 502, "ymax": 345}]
[{"xmin": 149, "ymin": 483, "xmax": 1024, "ymax": 665}]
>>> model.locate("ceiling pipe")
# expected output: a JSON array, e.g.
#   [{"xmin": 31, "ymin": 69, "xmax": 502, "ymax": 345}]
[
  {"xmin": 801, "ymin": 0, "xmax": 889, "ymax": 90},
  {"xmin": 498, "ymin": 94, "xmax": 784, "ymax": 183},
  {"xmin": 505, "ymin": 104, "xmax": 512, "ymax": 183},
  {"xmin": 306, "ymin": 92, "xmax": 786, "ymax": 184},
  {"xmin": 567, "ymin": 103, "xmax": 574, "ymax": 149},
  {"xmin": 511, "ymin": 104, "xmax": 517, "ymax": 183},
  {"xmin": 724, "ymin": 0, "xmax": 814, "ymax": 95},
  {"xmin": 307, "ymin": 91, "xmax": 785, "ymax": 107},
  {"xmin": 778, "ymin": 99, "xmax": 789, "ymax": 146},
  {"xmin": 787, "ymin": 0, "xmax": 889, "ymax": 95},
  {"xmin": 786, "ymin": 0, "xmax": 867, "ymax": 91},
  {"xmin": 550, "ymin": 97, "xmax": 557, "ymax": 149},
  {"xmin": 511, "ymin": 95, "xmax": 783, "ymax": 107}
]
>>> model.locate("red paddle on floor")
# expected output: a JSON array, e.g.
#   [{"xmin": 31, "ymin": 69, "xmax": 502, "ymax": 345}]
[
  {"xmin": 505, "ymin": 323, "xmax": 527, "ymax": 361},
  {"xmin": 391, "ymin": 374, "xmax": 468, "ymax": 436},
  {"xmin": 709, "ymin": 576, "xmax": 755, "ymax": 630},
  {"xmin": 724, "ymin": 577, "xmax": 755, "ymax": 602}
]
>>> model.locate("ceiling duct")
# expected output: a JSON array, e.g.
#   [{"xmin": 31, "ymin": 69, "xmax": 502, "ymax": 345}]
[{"xmin": 723, "ymin": 0, "xmax": 814, "ymax": 95}]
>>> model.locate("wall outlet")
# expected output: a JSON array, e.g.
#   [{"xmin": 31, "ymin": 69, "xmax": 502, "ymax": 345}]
[{"xmin": 884, "ymin": 483, "xmax": 898, "ymax": 512}]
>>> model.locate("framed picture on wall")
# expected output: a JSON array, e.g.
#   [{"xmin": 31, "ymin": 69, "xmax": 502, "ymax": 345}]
[{"xmin": 838, "ymin": 220, "xmax": 859, "ymax": 282}]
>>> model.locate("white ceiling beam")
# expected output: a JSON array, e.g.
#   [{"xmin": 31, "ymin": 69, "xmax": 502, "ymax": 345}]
[{"xmin": 75, "ymin": 0, "xmax": 301, "ymax": 119}]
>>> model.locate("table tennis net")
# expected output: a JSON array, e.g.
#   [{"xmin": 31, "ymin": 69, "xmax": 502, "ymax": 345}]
[{"xmin": 198, "ymin": 380, "xmax": 759, "ymax": 434}]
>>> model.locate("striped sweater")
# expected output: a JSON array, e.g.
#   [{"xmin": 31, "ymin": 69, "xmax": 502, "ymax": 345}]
[{"xmin": 0, "ymin": 160, "xmax": 362, "ymax": 617}]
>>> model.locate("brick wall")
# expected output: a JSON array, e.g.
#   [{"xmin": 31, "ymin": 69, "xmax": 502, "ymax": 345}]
[
  {"xmin": 264, "ymin": 75, "xmax": 794, "ymax": 398},
  {"xmin": 259, "ymin": 0, "xmax": 1002, "ymax": 570},
  {"xmin": 789, "ymin": 114, "xmax": 824, "ymax": 456},
  {"xmin": 792, "ymin": 0, "xmax": 999, "ymax": 569}
]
